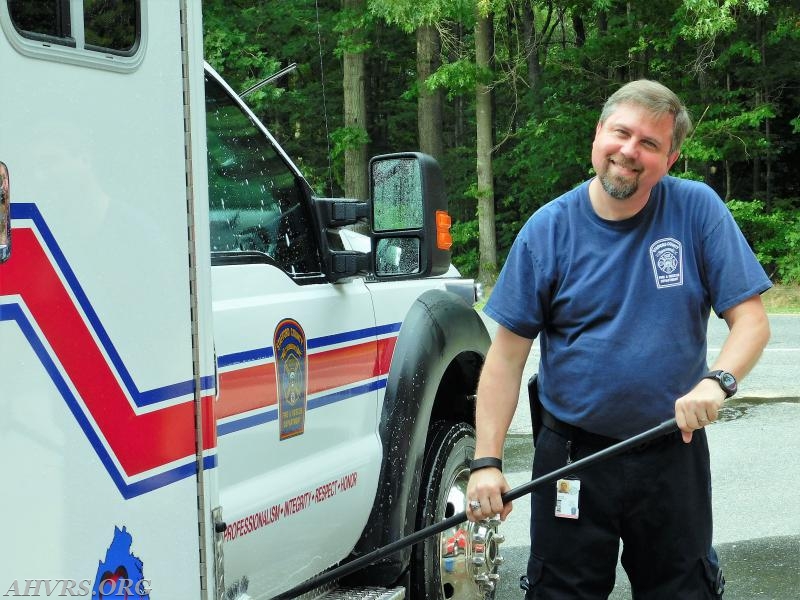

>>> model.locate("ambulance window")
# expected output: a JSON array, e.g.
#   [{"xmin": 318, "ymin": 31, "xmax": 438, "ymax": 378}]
[
  {"xmin": 205, "ymin": 74, "xmax": 321, "ymax": 276},
  {"xmin": 6, "ymin": 0, "xmax": 140, "ymax": 55},
  {"xmin": 7, "ymin": 0, "xmax": 73, "ymax": 45},
  {"xmin": 84, "ymin": 0, "xmax": 138, "ymax": 53}
]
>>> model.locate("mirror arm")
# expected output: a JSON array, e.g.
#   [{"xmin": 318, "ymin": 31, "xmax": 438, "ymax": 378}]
[
  {"xmin": 314, "ymin": 198, "xmax": 369, "ymax": 228},
  {"xmin": 324, "ymin": 250, "xmax": 371, "ymax": 282}
]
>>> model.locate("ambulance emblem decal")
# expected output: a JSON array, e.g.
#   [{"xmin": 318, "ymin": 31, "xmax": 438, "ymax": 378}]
[
  {"xmin": 274, "ymin": 318, "xmax": 308, "ymax": 440},
  {"xmin": 649, "ymin": 237, "xmax": 683, "ymax": 289}
]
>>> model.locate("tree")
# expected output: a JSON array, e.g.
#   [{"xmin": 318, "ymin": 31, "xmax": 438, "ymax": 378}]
[
  {"xmin": 475, "ymin": 6, "xmax": 498, "ymax": 284},
  {"xmin": 417, "ymin": 24, "xmax": 445, "ymax": 159},
  {"xmin": 340, "ymin": 0, "xmax": 370, "ymax": 200}
]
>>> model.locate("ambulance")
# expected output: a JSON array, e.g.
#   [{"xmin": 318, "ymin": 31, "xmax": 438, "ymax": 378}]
[{"xmin": 0, "ymin": 2, "xmax": 503, "ymax": 598}]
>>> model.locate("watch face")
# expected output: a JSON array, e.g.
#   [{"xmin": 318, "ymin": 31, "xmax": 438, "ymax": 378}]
[{"xmin": 721, "ymin": 373, "xmax": 736, "ymax": 388}]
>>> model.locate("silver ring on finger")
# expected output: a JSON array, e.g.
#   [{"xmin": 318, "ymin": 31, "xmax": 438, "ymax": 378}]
[{"xmin": 469, "ymin": 499, "xmax": 481, "ymax": 511}]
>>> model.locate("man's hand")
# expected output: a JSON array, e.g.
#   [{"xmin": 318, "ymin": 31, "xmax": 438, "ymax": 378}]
[
  {"xmin": 466, "ymin": 467, "xmax": 512, "ymax": 522},
  {"xmin": 674, "ymin": 378, "xmax": 726, "ymax": 443}
]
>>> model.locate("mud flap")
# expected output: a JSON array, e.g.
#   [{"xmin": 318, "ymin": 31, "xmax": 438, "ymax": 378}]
[{"xmin": 528, "ymin": 374, "xmax": 543, "ymax": 447}]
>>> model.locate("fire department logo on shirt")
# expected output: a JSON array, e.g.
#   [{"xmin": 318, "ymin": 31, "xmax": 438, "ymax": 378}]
[
  {"xmin": 274, "ymin": 318, "xmax": 308, "ymax": 440},
  {"xmin": 649, "ymin": 237, "xmax": 683, "ymax": 289}
]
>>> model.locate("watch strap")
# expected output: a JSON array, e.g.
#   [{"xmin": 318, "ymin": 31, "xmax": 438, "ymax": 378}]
[{"xmin": 470, "ymin": 457, "xmax": 503, "ymax": 473}]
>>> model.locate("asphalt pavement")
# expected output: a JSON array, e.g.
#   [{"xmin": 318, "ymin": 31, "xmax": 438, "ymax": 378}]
[{"xmin": 481, "ymin": 313, "xmax": 800, "ymax": 600}]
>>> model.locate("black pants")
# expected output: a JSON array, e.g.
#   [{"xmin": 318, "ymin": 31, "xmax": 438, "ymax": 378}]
[{"xmin": 523, "ymin": 424, "xmax": 724, "ymax": 599}]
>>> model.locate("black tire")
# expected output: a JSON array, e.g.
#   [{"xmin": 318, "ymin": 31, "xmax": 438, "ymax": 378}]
[{"xmin": 412, "ymin": 421, "xmax": 499, "ymax": 600}]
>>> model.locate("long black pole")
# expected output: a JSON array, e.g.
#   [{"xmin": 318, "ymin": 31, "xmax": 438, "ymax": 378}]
[{"xmin": 273, "ymin": 418, "xmax": 678, "ymax": 600}]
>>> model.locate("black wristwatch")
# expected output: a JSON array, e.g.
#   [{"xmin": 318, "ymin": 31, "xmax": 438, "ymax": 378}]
[{"xmin": 703, "ymin": 370, "xmax": 737, "ymax": 398}]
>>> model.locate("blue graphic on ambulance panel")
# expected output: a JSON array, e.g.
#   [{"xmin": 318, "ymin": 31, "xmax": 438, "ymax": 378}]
[
  {"xmin": 649, "ymin": 237, "xmax": 683, "ymax": 289},
  {"xmin": 92, "ymin": 526, "xmax": 150, "ymax": 598},
  {"xmin": 274, "ymin": 318, "xmax": 308, "ymax": 440}
]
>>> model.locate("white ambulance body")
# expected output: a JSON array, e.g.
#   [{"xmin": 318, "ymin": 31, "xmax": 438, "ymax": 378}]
[{"xmin": 0, "ymin": 2, "xmax": 500, "ymax": 599}]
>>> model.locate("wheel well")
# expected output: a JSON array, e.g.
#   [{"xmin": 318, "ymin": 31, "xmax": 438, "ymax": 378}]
[{"xmin": 430, "ymin": 349, "xmax": 484, "ymax": 428}]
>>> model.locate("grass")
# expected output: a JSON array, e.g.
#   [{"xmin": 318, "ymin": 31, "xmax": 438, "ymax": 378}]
[{"xmin": 762, "ymin": 284, "xmax": 800, "ymax": 314}]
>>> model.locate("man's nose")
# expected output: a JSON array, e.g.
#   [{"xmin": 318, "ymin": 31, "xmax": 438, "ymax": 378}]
[{"xmin": 619, "ymin": 137, "xmax": 638, "ymax": 158}]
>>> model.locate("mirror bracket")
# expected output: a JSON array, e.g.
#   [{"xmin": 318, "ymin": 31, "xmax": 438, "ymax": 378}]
[
  {"xmin": 324, "ymin": 250, "xmax": 371, "ymax": 282},
  {"xmin": 314, "ymin": 197, "xmax": 369, "ymax": 228}
]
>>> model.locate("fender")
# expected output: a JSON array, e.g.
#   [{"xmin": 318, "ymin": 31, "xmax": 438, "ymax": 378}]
[{"xmin": 347, "ymin": 288, "xmax": 491, "ymax": 585}]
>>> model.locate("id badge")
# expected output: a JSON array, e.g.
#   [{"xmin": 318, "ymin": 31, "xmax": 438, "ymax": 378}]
[{"xmin": 555, "ymin": 478, "xmax": 580, "ymax": 519}]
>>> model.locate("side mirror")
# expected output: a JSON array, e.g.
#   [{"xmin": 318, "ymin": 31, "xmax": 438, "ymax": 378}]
[
  {"xmin": 0, "ymin": 162, "xmax": 10, "ymax": 263},
  {"xmin": 370, "ymin": 152, "xmax": 451, "ymax": 279}
]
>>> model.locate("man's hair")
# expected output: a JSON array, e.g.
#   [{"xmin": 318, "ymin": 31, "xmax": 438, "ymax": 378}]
[{"xmin": 599, "ymin": 79, "xmax": 692, "ymax": 154}]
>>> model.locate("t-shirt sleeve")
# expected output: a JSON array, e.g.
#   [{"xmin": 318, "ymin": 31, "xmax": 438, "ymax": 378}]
[
  {"xmin": 483, "ymin": 220, "xmax": 550, "ymax": 339},
  {"xmin": 702, "ymin": 200, "xmax": 773, "ymax": 317}
]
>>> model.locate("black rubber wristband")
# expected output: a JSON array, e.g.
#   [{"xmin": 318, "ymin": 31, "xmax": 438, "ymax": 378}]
[{"xmin": 469, "ymin": 457, "xmax": 502, "ymax": 473}]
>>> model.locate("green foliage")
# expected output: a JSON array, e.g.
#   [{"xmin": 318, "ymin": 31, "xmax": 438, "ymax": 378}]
[
  {"xmin": 329, "ymin": 125, "xmax": 371, "ymax": 188},
  {"xmin": 202, "ymin": 0, "xmax": 799, "ymax": 281},
  {"xmin": 450, "ymin": 219, "xmax": 480, "ymax": 277},
  {"xmin": 367, "ymin": 0, "xmax": 474, "ymax": 30},
  {"xmin": 678, "ymin": 0, "xmax": 769, "ymax": 39},
  {"xmin": 728, "ymin": 200, "xmax": 800, "ymax": 283},
  {"xmin": 334, "ymin": 8, "xmax": 373, "ymax": 57},
  {"xmin": 493, "ymin": 90, "xmax": 596, "ymax": 244},
  {"xmin": 426, "ymin": 59, "xmax": 480, "ymax": 99}
]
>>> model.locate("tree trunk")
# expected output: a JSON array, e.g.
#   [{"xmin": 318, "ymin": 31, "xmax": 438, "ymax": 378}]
[
  {"xmin": 416, "ymin": 24, "xmax": 444, "ymax": 161},
  {"xmin": 343, "ymin": 0, "xmax": 368, "ymax": 200},
  {"xmin": 572, "ymin": 14, "xmax": 586, "ymax": 47},
  {"xmin": 521, "ymin": 3, "xmax": 541, "ymax": 92},
  {"xmin": 475, "ymin": 12, "xmax": 497, "ymax": 285},
  {"xmin": 724, "ymin": 160, "xmax": 731, "ymax": 201},
  {"xmin": 760, "ymin": 16, "xmax": 772, "ymax": 211}
]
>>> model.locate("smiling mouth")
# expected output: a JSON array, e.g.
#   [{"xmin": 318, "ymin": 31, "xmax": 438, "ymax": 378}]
[{"xmin": 609, "ymin": 157, "xmax": 641, "ymax": 174}]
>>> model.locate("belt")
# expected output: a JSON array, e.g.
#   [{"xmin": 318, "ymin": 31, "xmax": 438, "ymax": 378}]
[
  {"xmin": 540, "ymin": 409, "xmax": 621, "ymax": 448},
  {"xmin": 539, "ymin": 409, "xmax": 680, "ymax": 451}
]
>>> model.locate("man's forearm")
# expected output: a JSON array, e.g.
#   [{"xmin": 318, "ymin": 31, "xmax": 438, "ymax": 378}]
[
  {"xmin": 714, "ymin": 295, "xmax": 771, "ymax": 381},
  {"xmin": 473, "ymin": 327, "xmax": 533, "ymax": 459}
]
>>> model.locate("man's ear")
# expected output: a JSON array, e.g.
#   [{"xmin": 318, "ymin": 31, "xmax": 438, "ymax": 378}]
[{"xmin": 667, "ymin": 151, "xmax": 680, "ymax": 170}]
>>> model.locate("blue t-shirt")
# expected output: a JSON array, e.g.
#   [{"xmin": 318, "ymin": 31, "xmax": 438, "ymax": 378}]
[{"xmin": 485, "ymin": 176, "xmax": 772, "ymax": 438}]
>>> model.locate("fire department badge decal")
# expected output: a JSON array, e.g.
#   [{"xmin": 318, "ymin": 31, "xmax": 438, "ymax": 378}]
[
  {"xmin": 649, "ymin": 237, "xmax": 683, "ymax": 289},
  {"xmin": 274, "ymin": 318, "xmax": 308, "ymax": 440}
]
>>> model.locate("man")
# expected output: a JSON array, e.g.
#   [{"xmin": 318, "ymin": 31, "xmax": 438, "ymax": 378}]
[{"xmin": 466, "ymin": 80, "xmax": 771, "ymax": 599}]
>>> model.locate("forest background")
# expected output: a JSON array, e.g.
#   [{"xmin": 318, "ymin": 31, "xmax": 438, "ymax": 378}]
[{"xmin": 203, "ymin": 0, "xmax": 799, "ymax": 292}]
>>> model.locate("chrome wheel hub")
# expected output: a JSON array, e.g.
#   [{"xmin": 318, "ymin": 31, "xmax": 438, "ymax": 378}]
[{"xmin": 438, "ymin": 466, "xmax": 505, "ymax": 598}]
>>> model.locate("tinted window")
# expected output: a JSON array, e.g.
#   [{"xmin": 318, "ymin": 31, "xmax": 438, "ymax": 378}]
[
  {"xmin": 84, "ymin": 0, "xmax": 138, "ymax": 53},
  {"xmin": 205, "ymin": 75, "xmax": 321, "ymax": 276},
  {"xmin": 8, "ymin": 0, "xmax": 72, "ymax": 43},
  {"xmin": 7, "ymin": 0, "xmax": 139, "ymax": 53}
]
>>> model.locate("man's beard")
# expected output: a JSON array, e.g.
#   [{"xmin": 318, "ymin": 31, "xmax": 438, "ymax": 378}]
[{"xmin": 599, "ymin": 161, "xmax": 640, "ymax": 200}]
